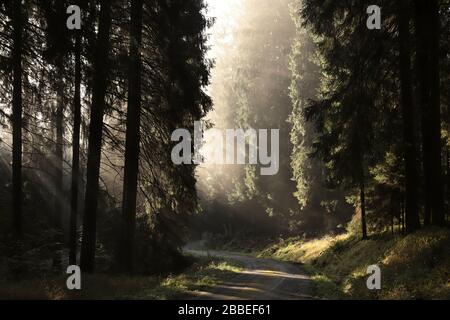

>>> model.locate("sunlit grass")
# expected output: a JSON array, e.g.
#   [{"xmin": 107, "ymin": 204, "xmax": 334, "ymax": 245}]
[
  {"xmin": 259, "ymin": 234, "xmax": 349, "ymax": 264},
  {"xmin": 151, "ymin": 260, "xmax": 243, "ymax": 299},
  {"xmin": 259, "ymin": 227, "xmax": 450, "ymax": 299}
]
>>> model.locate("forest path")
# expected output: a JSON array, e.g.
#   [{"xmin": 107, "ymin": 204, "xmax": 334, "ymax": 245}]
[{"xmin": 184, "ymin": 249, "xmax": 316, "ymax": 300}]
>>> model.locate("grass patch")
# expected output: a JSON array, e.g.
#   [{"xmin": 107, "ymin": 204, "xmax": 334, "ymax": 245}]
[
  {"xmin": 0, "ymin": 258, "xmax": 243, "ymax": 300},
  {"xmin": 138, "ymin": 260, "xmax": 243, "ymax": 299},
  {"xmin": 259, "ymin": 227, "xmax": 450, "ymax": 299}
]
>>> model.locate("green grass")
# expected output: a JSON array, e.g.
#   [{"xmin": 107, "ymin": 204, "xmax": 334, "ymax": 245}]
[
  {"xmin": 259, "ymin": 227, "xmax": 450, "ymax": 299},
  {"xmin": 136, "ymin": 260, "xmax": 243, "ymax": 299},
  {"xmin": 0, "ymin": 258, "xmax": 243, "ymax": 300}
]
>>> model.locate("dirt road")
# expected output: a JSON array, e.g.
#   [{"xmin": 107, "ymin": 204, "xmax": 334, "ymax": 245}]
[{"xmin": 185, "ymin": 250, "xmax": 316, "ymax": 300}]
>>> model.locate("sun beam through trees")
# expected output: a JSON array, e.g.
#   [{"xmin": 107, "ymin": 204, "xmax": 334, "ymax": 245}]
[{"xmin": 0, "ymin": 0, "xmax": 449, "ymax": 301}]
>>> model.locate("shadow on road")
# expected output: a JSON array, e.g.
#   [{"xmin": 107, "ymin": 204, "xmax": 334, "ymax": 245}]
[{"xmin": 183, "ymin": 249, "xmax": 316, "ymax": 300}]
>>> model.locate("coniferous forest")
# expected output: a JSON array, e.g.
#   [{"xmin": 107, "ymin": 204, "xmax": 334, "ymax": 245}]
[{"xmin": 0, "ymin": 0, "xmax": 449, "ymax": 301}]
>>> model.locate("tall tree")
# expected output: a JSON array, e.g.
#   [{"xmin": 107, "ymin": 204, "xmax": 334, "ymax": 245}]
[
  {"xmin": 80, "ymin": 0, "xmax": 112, "ymax": 273},
  {"xmin": 288, "ymin": 1, "xmax": 349, "ymax": 232},
  {"xmin": 397, "ymin": 0, "xmax": 420, "ymax": 232},
  {"xmin": 414, "ymin": 0, "xmax": 444, "ymax": 226},
  {"xmin": 11, "ymin": 0, "xmax": 24, "ymax": 236},
  {"xmin": 53, "ymin": 64, "xmax": 64, "ymax": 231},
  {"xmin": 301, "ymin": 1, "xmax": 404, "ymax": 238},
  {"xmin": 119, "ymin": 0, "xmax": 144, "ymax": 273},
  {"xmin": 427, "ymin": 0, "xmax": 445, "ymax": 226},
  {"xmin": 69, "ymin": 26, "xmax": 82, "ymax": 266},
  {"xmin": 41, "ymin": 0, "xmax": 71, "ymax": 231}
]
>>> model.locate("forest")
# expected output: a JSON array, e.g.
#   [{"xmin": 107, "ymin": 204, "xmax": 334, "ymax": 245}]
[{"xmin": 0, "ymin": 0, "xmax": 449, "ymax": 300}]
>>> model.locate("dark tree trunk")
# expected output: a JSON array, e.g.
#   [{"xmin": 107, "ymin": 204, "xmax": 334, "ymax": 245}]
[
  {"xmin": 54, "ymin": 63, "xmax": 64, "ymax": 230},
  {"xmin": 360, "ymin": 179, "xmax": 368, "ymax": 240},
  {"xmin": 52, "ymin": 66, "xmax": 64, "ymax": 270},
  {"xmin": 448, "ymin": 63, "xmax": 450, "ymax": 224},
  {"xmin": 428, "ymin": 0, "xmax": 445, "ymax": 226},
  {"xmin": 414, "ymin": 0, "xmax": 444, "ymax": 226},
  {"xmin": 415, "ymin": 2, "xmax": 432, "ymax": 226},
  {"xmin": 391, "ymin": 212, "xmax": 394, "ymax": 235},
  {"xmin": 119, "ymin": 0, "xmax": 144, "ymax": 273},
  {"xmin": 398, "ymin": 0, "xmax": 421, "ymax": 233},
  {"xmin": 11, "ymin": 0, "xmax": 24, "ymax": 236},
  {"xmin": 70, "ymin": 31, "xmax": 82, "ymax": 265},
  {"xmin": 80, "ymin": 1, "xmax": 112, "ymax": 273},
  {"xmin": 446, "ymin": 149, "xmax": 450, "ymax": 223}
]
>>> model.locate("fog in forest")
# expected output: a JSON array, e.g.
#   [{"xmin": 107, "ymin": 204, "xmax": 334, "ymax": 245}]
[
  {"xmin": 0, "ymin": 0, "xmax": 449, "ymax": 300},
  {"xmin": 194, "ymin": 0, "xmax": 352, "ymax": 243}
]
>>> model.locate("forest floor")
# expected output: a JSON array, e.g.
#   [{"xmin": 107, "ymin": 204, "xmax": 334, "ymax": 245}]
[
  {"xmin": 0, "ymin": 255, "xmax": 248, "ymax": 299},
  {"xmin": 257, "ymin": 227, "xmax": 450, "ymax": 299},
  {"xmin": 0, "ymin": 250, "xmax": 315, "ymax": 300},
  {"xmin": 1, "ymin": 227, "xmax": 448, "ymax": 299}
]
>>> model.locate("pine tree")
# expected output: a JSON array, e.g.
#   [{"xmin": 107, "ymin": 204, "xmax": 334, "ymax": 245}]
[
  {"xmin": 11, "ymin": 0, "xmax": 25, "ymax": 236},
  {"xmin": 119, "ymin": 0, "xmax": 144, "ymax": 273},
  {"xmin": 69, "ymin": 8, "xmax": 83, "ymax": 266},
  {"xmin": 397, "ymin": 0, "xmax": 420, "ymax": 232},
  {"xmin": 81, "ymin": 0, "xmax": 112, "ymax": 273},
  {"xmin": 414, "ymin": 0, "xmax": 445, "ymax": 226}
]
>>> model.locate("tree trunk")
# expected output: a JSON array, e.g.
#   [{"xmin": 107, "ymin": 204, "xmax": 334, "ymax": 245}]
[
  {"xmin": 360, "ymin": 180, "xmax": 368, "ymax": 240},
  {"xmin": 80, "ymin": 1, "xmax": 112, "ymax": 273},
  {"xmin": 119, "ymin": 0, "xmax": 144, "ymax": 273},
  {"xmin": 398, "ymin": 0, "xmax": 421, "ymax": 233},
  {"xmin": 391, "ymin": 212, "xmax": 394, "ymax": 235},
  {"xmin": 446, "ymin": 149, "xmax": 450, "ymax": 223},
  {"xmin": 428, "ymin": 0, "xmax": 445, "ymax": 226},
  {"xmin": 11, "ymin": 0, "xmax": 24, "ymax": 236},
  {"xmin": 52, "ymin": 68, "xmax": 64, "ymax": 270},
  {"xmin": 54, "ymin": 63, "xmax": 64, "ymax": 231},
  {"xmin": 70, "ymin": 31, "xmax": 82, "ymax": 265},
  {"xmin": 414, "ymin": 0, "xmax": 444, "ymax": 226}
]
